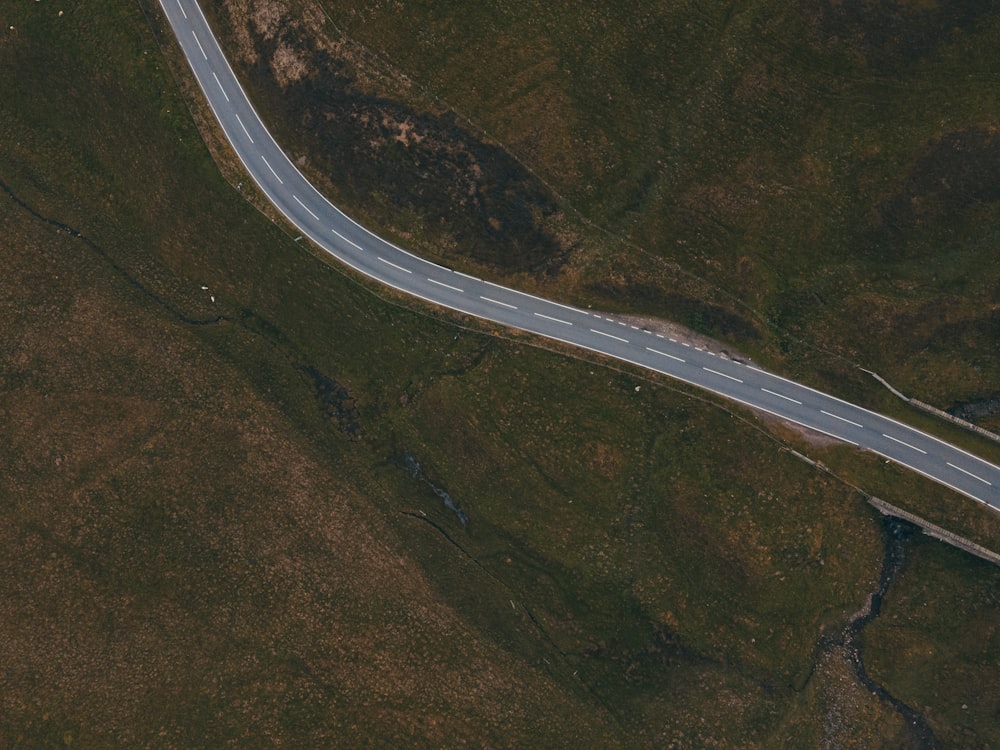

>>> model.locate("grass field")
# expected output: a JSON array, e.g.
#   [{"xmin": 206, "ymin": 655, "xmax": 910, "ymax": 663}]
[
  {"xmin": 253, "ymin": 0, "xmax": 1000, "ymax": 410},
  {"xmin": 0, "ymin": 0, "xmax": 997, "ymax": 746}
]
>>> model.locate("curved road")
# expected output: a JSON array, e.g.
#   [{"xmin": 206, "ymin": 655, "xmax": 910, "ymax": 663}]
[{"xmin": 161, "ymin": 0, "xmax": 1000, "ymax": 513}]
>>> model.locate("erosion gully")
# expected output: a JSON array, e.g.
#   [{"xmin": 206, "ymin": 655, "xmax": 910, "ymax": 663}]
[{"xmin": 843, "ymin": 517, "xmax": 940, "ymax": 749}]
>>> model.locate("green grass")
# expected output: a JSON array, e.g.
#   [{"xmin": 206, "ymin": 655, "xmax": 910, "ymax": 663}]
[
  {"xmin": 298, "ymin": 0, "xmax": 1000, "ymax": 409},
  {"xmin": 863, "ymin": 539, "xmax": 1000, "ymax": 747},
  {"xmin": 1, "ymin": 0, "xmax": 999, "ymax": 746}
]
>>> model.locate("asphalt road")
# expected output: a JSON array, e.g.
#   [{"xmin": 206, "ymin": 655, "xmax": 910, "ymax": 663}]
[{"xmin": 161, "ymin": 0, "xmax": 1000, "ymax": 513}]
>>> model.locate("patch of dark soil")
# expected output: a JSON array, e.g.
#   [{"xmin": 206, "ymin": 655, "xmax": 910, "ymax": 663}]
[
  {"xmin": 609, "ymin": 622, "xmax": 716, "ymax": 688},
  {"xmin": 808, "ymin": 0, "xmax": 998, "ymax": 71},
  {"xmin": 882, "ymin": 127, "xmax": 1000, "ymax": 226},
  {"xmin": 587, "ymin": 279, "xmax": 761, "ymax": 342},
  {"xmin": 296, "ymin": 364, "xmax": 362, "ymax": 438},
  {"xmin": 865, "ymin": 126, "xmax": 1000, "ymax": 256},
  {"xmin": 947, "ymin": 394, "xmax": 1000, "ymax": 424},
  {"xmin": 925, "ymin": 305, "xmax": 1000, "ymax": 364},
  {"xmin": 231, "ymin": 8, "xmax": 565, "ymax": 276}
]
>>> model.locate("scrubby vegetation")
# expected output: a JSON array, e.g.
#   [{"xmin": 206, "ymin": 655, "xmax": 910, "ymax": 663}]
[
  {"xmin": 255, "ymin": 0, "xmax": 1000, "ymax": 412},
  {"xmin": 0, "ymin": 0, "xmax": 996, "ymax": 746}
]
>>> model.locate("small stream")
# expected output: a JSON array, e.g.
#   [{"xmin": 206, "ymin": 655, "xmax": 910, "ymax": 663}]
[
  {"xmin": 396, "ymin": 453, "xmax": 469, "ymax": 527},
  {"xmin": 843, "ymin": 517, "xmax": 940, "ymax": 749}
]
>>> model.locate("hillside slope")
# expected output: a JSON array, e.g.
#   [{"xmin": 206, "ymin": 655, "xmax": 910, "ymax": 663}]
[{"xmin": 0, "ymin": 1, "xmax": 996, "ymax": 746}]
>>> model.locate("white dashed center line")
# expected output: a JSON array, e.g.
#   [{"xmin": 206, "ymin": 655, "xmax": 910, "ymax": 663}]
[
  {"xmin": 377, "ymin": 256, "xmax": 412, "ymax": 273},
  {"xmin": 427, "ymin": 278, "xmax": 463, "ymax": 293},
  {"xmin": 761, "ymin": 388, "xmax": 802, "ymax": 405},
  {"xmin": 481, "ymin": 296, "xmax": 517, "ymax": 310},
  {"xmin": 534, "ymin": 312, "xmax": 572, "ymax": 325},
  {"xmin": 191, "ymin": 30, "xmax": 207, "ymax": 60},
  {"xmin": 176, "ymin": 0, "xmax": 187, "ymax": 20},
  {"xmin": 703, "ymin": 367, "xmax": 743, "ymax": 383},
  {"xmin": 212, "ymin": 72, "xmax": 229, "ymax": 102},
  {"xmin": 233, "ymin": 113, "xmax": 254, "ymax": 144},
  {"xmin": 882, "ymin": 433, "xmax": 927, "ymax": 454},
  {"xmin": 646, "ymin": 347, "xmax": 685, "ymax": 363},
  {"xmin": 947, "ymin": 462, "xmax": 992, "ymax": 486},
  {"xmin": 261, "ymin": 154, "xmax": 282, "ymax": 184},
  {"xmin": 330, "ymin": 227, "xmax": 363, "ymax": 252},
  {"xmin": 293, "ymin": 194, "xmax": 320, "ymax": 221},
  {"xmin": 591, "ymin": 329, "xmax": 629, "ymax": 343},
  {"xmin": 821, "ymin": 410, "xmax": 863, "ymax": 429}
]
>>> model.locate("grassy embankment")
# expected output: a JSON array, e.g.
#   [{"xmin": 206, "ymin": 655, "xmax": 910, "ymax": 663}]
[
  {"xmin": 198, "ymin": 0, "xmax": 1000, "ymax": 545},
  {"xmin": 307, "ymin": 0, "xmax": 1000, "ymax": 413},
  {"xmin": 0, "ymin": 0, "xmax": 996, "ymax": 746}
]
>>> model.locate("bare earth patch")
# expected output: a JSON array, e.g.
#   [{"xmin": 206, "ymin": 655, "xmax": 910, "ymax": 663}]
[
  {"xmin": 616, "ymin": 312, "xmax": 851, "ymax": 449},
  {"xmin": 618, "ymin": 312, "xmax": 755, "ymax": 363}
]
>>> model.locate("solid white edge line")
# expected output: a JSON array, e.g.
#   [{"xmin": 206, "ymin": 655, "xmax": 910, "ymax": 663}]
[
  {"xmin": 821, "ymin": 410, "xmax": 864, "ymax": 429},
  {"xmin": 534, "ymin": 312, "xmax": 572, "ymax": 325},
  {"xmin": 187, "ymin": 43, "xmax": 367, "ymax": 279},
  {"xmin": 646, "ymin": 347, "xmax": 685, "ymax": 363},
  {"xmin": 227, "ymin": 232, "xmax": 1000, "ymax": 515},
  {"xmin": 222, "ymin": 221, "xmax": 999, "ymax": 509},
  {"xmin": 761, "ymin": 388, "xmax": 802, "ymax": 405},
  {"xmin": 489, "ymin": 283, "xmax": 587, "ymax": 315},
  {"xmin": 350, "ymin": 266, "xmax": 1000, "ymax": 509},
  {"xmin": 163, "ymin": 7, "xmax": 573, "ymax": 340},
  {"xmin": 876, "ymin": 456, "xmax": 989, "ymax": 506},
  {"xmin": 297, "ymin": 237, "xmax": 870, "ymax": 457},
  {"xmin": 233, "ymin": 112, "xmax": 254, "ymax": 143},
  {"xmin": 703, "ymin": 367, "xmax": 743, "ymax": 384},
  {"xmin": 947, "ymin": 462, "xmax": 992, "ymax": 486},
  {"xmin": 172, "ymin": 0, "xmax": 594, "ymax": 324},
  {"xmin": 745, "ymin": 364, "xmax": 1000, "ymax": 474},
  {"xmin": 165, "ymin": 3, "xmax": 1000, "ymax": 513},
  {"xmin": 881, "ymin": 433, "xmax": 927, "ymax": 454},
  {"xmin": 427, "ymin": 278, "xmax": 464, "ymax": 293},
  {"xmin": 212, "ymin": 71, "xmax": 229, "ymax": 102},
  {"xmin": 260, "ymin": 154, "xmax": 282, "ymax": 184},
  {"xmin": 481, "ymin": 296, "xmax": 517, "ymax": 310},
  {"xmin": 377, "ymin": 256, "xmax": 412, "ymax": 274},
  {"xmin": 590, "ymin": 329, "xmax": 628, "ymax": 343},
  {"xmin": 293, "ymin": 194, "xmax": 320, "ymax": 221}
]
